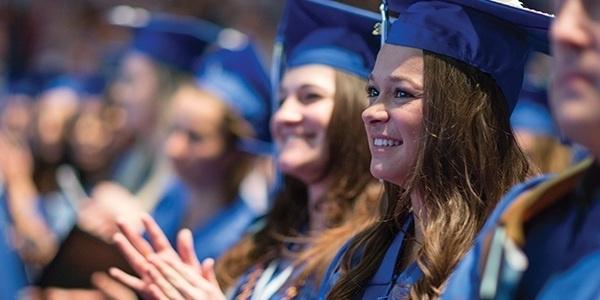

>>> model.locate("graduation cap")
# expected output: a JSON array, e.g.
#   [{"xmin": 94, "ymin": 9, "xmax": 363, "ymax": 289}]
[
  {"xmin": 275, "ymin": 0, "xmax": 381, "ymax": 80},
  {"xmin": 195, "ymin": 32, "xmax": 273, "ymax": 154},
  {"xmin": 6, "ymin": 77, "xmax": 38, "ymax": 97},
  {"xmin": 40, "ymin": 76, "xmax": 85, "ymax": 98},
  {"xmin": 127, "ymin": 13, "xmax": 220, "ymax": 73},
  {"xmin": 386, "ymin": 0, "xmax": 553, "ymax": 112},
  {"xmin": 511, "ymin": 87, "xmax": 558, "ymax": 138}
]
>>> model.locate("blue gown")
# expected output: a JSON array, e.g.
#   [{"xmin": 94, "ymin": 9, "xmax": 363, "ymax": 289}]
[
  {"xmin": 442, "ymin": 159, "xmax": 600, "ymax": 299},
  {"xmin": 151, "ymin": 180, "xmax": 259, "ymax": 260},
  {"xmin": 0, "ymin": 188, "xmax": 29, "ymax": 299},
  {"xmin": 318, "ymin": 214, "xmax": 421, "ymax": 299}
]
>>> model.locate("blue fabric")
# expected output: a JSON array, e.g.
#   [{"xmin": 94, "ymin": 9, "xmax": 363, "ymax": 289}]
[
  {"xmin": 536, "ymin": 251, "xmax": 600, "ymax": 300},
  {"xmin": 440, "ymin": 175, "xmax": 555, "ymax": 299},
  {"xmin": 151, "ymin": 180, "xmax": 258, "ymax": 260},
  {"xmin": 0, "ymin": 190, "xmax": 29, "ymax": 299},
  {"xmin": 318, "ymin": 215, "xmax": 418, "ymax": 299},
  {"xmin": 386, "ymin": 0, "xmax": 552, "ymax": 112},
  {"xmin": 195, "ymin": 40, "xmax": 273, "ymax": 154},
  {"xmin": 511, "ymin": 87, "xmax": 557, "ymax": 137},
  {"xmin": 317, "ymin": 240, "xmax": 350, "ymax": 298},
  {"xmin": 514, "ymin": 182, "xmax": 600, "ymax": 298},
  {"xmin": 276, "ymin": 0, "xmax": 380, "ymax": 79},
  {"xmin": 6, "ymin": 77, "xmax": 38, "ymax": 97},
  {"xmin": 130, "ymin": 14, "xmax": 220, "ymax": 72}
]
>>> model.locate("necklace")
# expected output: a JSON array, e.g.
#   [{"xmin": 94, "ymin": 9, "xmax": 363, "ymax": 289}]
[{"xmin": 235, "ymin": 261, "xmax": 306, "ymax": 300}]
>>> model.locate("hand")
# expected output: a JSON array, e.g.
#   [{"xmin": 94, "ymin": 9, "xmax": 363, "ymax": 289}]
[
  {"xmin": 110, "ymin": 214, "xmax": 220, "ymax": 299},
  {"xmin": 78, "ymin": 182, "xmax": 144, "ymax": 242},
  {"xmin": 144, "ymin": 254, "xmax": 225, "ymax": 300},
  {"xmin": 91, "ymin": 271, "xmax": 139, "ymax": 300},
  {"xmin": 0, "ymin": 130, "xmax": 33, "ymax": 183}
]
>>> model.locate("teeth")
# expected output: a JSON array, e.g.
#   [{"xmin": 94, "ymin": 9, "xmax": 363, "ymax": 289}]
[{"xmin": 373, "ymin": 138, "xmax": 401, "ymax": 147}]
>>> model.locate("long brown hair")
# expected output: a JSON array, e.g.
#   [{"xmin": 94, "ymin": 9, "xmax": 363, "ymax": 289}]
[
  {"xmin": 327, "ymin": 51, "xmax": 532, "ymax": 299},
  {"xmin": 216, "ymin": 70, "xmax": 381, "ymax": 290}
]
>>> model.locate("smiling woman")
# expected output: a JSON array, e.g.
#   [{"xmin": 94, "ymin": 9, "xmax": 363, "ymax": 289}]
[
  {"xmin": 272, "ymin": 64, "xmax": 336, "ymax": 185},
  {"xmin": 363, "ymin": 46, "xmax": 424, "ymax": 186},
  {"xmin": 320, "ymin": 0, "xmax": 552, "ymax": 298}
]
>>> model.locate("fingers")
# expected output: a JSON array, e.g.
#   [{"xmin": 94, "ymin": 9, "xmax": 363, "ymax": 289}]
[
  {"xmin": 160, "ymin": 254, "xmax": 205, "ymax": 288},
  {"xmin": 176, "ymin": 228, "xmax": 200, "ymax": 269},
  {"xmin": 148, "ymin": 283, "xmax": 170, "ymax": 300},
  {"xmin": 108, "ymin": 267, "xmax": 146, "ymax": 292},
  {"xmin": 200, "ymin": 258, "xmax": 219, "ymax": 287},
  {"xmin": 91, "ymin": 271, "xmax": 138, "ymax": 300},
  {"xmin": 112, "ymin": 232, "xmax": 151, "ymax": 276},
  {"xmin": 116, "ymin": 218, "xmax": 154, "ymax": 257},
  {"xmin": 142, "ymin": 214, "xmax": 173, "ymax": 252},
  {"xmin": 146, "ymin": 262, "xmax": 186, "ymax": 300},
  {"xmin": 150, "ymin": 254, "xmax": 219, "ymax": 300}
]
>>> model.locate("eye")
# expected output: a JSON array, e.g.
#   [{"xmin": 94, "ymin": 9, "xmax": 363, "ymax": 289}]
[
  {"xmin": 394, "ymin": 88, "xmax": 415, "ymax": 99},
  {"xmin": 299, "ymin": 91, "xmax": 323, "ymax": 103},
  {"xmin": 187, "ymin": 131, "xmax": 203, "ymax": 143},
  {"xmin": 277, "ymin": 93, "xmax": 288, "ymax": 107},
  {"xmin": 366, "ymin": 85, "xmax": 379, "ymax": 98}
]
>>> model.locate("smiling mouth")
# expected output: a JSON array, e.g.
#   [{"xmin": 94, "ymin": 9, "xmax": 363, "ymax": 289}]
[{"xmin": 373, "ymin": 137, "xmax": 402, "ymax": 147}]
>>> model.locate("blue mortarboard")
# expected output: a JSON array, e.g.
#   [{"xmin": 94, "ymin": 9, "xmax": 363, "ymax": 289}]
[
  {"xmin": 276, "ymin": 0, "xmax": 381, "ymax": 79},
  {"xmin": 386, "ymin": 0, "xmax": 553, "ymax": 112},
  {"xmin": 129, "ymin": 13, "xmax": 220, "ymax": 73},
  {"xmin": 511, "ymin": 87, "xmax": 558, "ymax": 137},
  {"xmin": 79, "ymin": 74, "xmax": 107, "ymax": 97},
  {"xmin": 6, "ymin": 78, "xmax": 38, "ymax": 97},
  {"xmin": 42, "ymin": 76, "xmax": 84, "ymax": 94},
  {"xmin": 195, "ymin": 33, "xmax": 273, "ymax": 155}
]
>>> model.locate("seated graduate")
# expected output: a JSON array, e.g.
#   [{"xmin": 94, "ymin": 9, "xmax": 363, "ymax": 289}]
[
  {"xmin": 109, "ymin": 0, "xmax": 382, "ymax": 298},
  {"xmin": 319, "ymin": 0, "xmax": 550, "ymax": 298},
  {"xmin": 441, "ymin": 0, "xmax": 600, "ymax": 299},
  {"xmin": 77, "ymin": 13, "xmax": 220, "ymax": 243},
  {"xmin": 150, "ymin": 32, "xmax": 273, "ymax": 261},
  {"xmin": 106, "ymin": 13, "xmax": 217, "ymax": 202}
]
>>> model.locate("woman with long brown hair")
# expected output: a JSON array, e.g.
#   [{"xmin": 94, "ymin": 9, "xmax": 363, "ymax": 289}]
[
  {"xmin": 109, "ymin": 0, "xmax": 382, "ymax": 299},
  {"xmin": 320, "ymin": 0, "xmax": 551, "ymax": 299}
]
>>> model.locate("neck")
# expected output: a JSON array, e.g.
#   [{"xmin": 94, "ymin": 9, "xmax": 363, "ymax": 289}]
[
  {"xmin": 306, "ymin": 177, "xmax": 331, "ymax": 233},
  {"xmin": 182, "ymin": 180, "xmax": 230, "ymax": 229}
]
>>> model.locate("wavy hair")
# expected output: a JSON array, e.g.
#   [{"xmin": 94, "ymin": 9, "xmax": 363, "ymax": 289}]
[
  {"xmin": 216, "ymin": 70, "xmax": 381, "ymax": 290},
  {"xmin": 327, "ymin": 50, "xmax": 532, "ymax": 299}
]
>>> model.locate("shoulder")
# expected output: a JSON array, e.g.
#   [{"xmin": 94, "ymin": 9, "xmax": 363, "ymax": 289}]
[
  {"xmin": 315, "ymin": 239, "xmax": 353, "ymax": 299},
  {"xmin": 536, "ymin": 251, "xmax": 600, "ymax": 300},
  {"xmin": 441, "ymin": 175, "xmax": 550, "ymax": 299}
]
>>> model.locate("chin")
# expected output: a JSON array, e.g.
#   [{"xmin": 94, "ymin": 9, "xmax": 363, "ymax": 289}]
[{"xmin": 371, "ymin": 157, "xmax": 414, "ymax": 185}]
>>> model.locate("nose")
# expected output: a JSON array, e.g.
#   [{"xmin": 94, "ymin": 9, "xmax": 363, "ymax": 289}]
[
  {"xmin": 362, "ymin": 102, "xmax": 389, "ymax": 125},
  {"xmin": 165, "ymin": 130, "xmax": 187, "ymax": 160},
  {"xmin": 551, "ymin": 1, "xmax": 593, "ymax": 52},
  {"xmin": 272, "ymin": 97, "xmax": 303, "ymax": 127}
]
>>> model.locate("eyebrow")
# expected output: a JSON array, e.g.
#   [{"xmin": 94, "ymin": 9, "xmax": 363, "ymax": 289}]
[
  {"xmin": 279, "ymin": 83, "xmax": 330, "ymax": 95},
  {"xmin": 368, "ymin": 73, "xmax": 423, "ymax": 89}
]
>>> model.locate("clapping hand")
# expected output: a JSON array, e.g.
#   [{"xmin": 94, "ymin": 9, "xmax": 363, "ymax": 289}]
[{"xmin": 110, "ymin": 214, "xmax": 226, "ymax": 300}]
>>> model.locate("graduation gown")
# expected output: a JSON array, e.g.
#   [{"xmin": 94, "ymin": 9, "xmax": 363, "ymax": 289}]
[
  {"xmin": 442, "ymin": 158, "xmax": 600, "ymax": 299},
  {"xmin": 151, "ymin": 180, "xmax": 259, "ymax": 260},
  {"xmin": 318, "ymin": 214, "xmax": 421, "ymax": 299}
]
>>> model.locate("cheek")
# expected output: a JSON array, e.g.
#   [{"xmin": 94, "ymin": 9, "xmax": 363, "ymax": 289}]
[{"xmin": 192, "ymin": 139, "xmax": 226, "ymax": 161}]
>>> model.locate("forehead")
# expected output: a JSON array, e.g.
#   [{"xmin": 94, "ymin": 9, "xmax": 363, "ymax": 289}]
[
  {"xmin": 281, "ymin": 64, "xmax": 336, "ymax": 91},
  {"xmin": 371, "ymin": 45, "xmax": 424, "ymax": 83}
]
